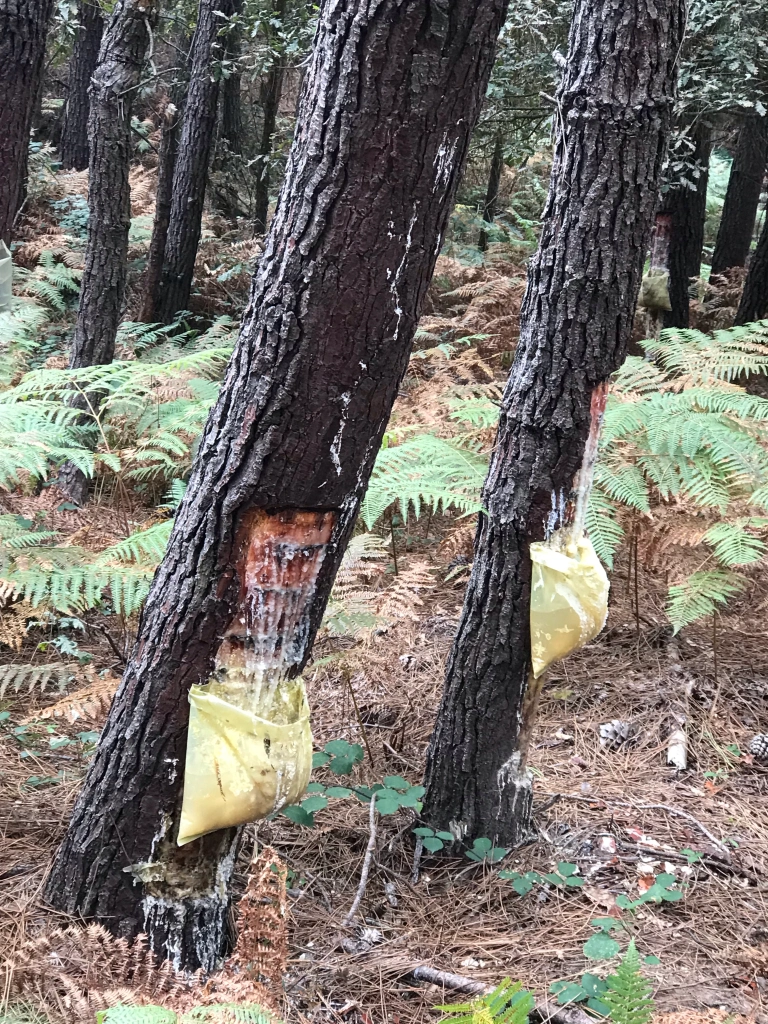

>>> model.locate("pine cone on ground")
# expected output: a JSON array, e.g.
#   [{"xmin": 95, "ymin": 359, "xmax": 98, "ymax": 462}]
[
  {"xmin": 748, "ymin": 733, "xmax": 768, "ymax": 762},
  {"xmin": 599, "ymin": 719, "xmax": 638, "ymax": 750}
]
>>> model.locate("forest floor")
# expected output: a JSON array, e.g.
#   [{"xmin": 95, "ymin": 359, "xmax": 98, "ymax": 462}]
[
  {"xmin": 1, "ymin": 160, "xmax": 767, "ymax": 1024},
  {"xmin": 2, "ymin": 484, "xmax": 767, "ymax": 1024}
]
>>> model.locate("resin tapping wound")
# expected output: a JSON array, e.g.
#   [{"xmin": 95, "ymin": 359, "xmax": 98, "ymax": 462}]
[{"xmin": 223, "ymin": 508, "xmax": 336, "ymax": 668}]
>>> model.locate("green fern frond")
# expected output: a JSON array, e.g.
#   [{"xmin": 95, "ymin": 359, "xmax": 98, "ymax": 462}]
[
  {"xmin": 703, "ymin": 520, "xmax": 767, "ymax": 566},
  {"xmin": 361, "ymin": 434, "xmax": 487, "ymax": 528},
  {"xmin": 97, "ymin": 1005, "xmax": 277, "ymax": 1024},
  {"xmin": 602, "ymin": 940, "xmax": 654, "ymax": 1024},
  {"xmin": 436, "ymin": 979, "xmax": 534, "ymax": 1024},
  {"xmin": 667, "ymin": 570, "xmax": 745, "ymax": 632},
  {"xmin": 585, "ymin": 487, "xmax": 624, "ymax": 568}
]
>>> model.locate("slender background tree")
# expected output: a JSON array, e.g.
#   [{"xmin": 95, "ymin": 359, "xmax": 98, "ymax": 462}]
[
  {"xmin": 0, "ymin": 0, "xmax": 55, "ymax": 244},
  {"xmin": 422, "ymin": 0, "xmax": 686, "ymax": 846},
  {"xmin": 59, "ymin": 0, "xmax": 104, "ymax": 171}
]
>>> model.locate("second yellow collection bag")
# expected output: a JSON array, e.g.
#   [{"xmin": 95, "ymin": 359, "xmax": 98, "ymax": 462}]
[{"xmin": 529, "ymin": 531, "xmax": 609, "ymax": 679}]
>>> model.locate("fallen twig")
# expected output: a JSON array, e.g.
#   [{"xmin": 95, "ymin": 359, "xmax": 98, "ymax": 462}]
[
  {"xmin": 409, "ymin": 966, "xmax": 593, "ymax": 1024},
  {"xmin": 342, "ymin": 794, "xmax": 377, "ymax": 927},
  {"xmin": 411, "ymin": 835, "xmax": 423, "ymax": 884}
]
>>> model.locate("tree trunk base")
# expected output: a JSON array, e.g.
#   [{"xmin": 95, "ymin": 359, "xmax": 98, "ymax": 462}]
[
  {"xmin": 57, "ymin": 461, "xmax": 89, "ymax": 505},
  {"xmin": 142, "ymin": 890, "xmax": 233, "ymax": 972}
]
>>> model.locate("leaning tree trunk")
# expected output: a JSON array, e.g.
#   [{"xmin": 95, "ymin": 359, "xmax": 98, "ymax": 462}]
[
  {"xmin": 422, "ymin": 0, "xmax": 685, "ymax": 847},
  {"xmin": 662, "ymin": 121, "xmax": 712, "ymax": 328},
  {"xmin": 478, "ymin": 130, "xmax": 504, "ymax": 251},
  {"xmin": 154, "ymin": 0, "xmax": 235, "ymax": 323},
  {"xmin": 45, "ymin": 0, "xmax": 510, "ymax": 971},
  {"xmin": 59, "ymin": 0, "xmax": 104, "ymax": 170},
  {"xmin": 736, "ymin": 210, "xmax": 768, "ymax": 324},
  {"xmin": 58, "ymin": 0, "xmax": 157, "ymax": 504},
  {"xmin": 252, "ymin": 0, "xmax": 287, "ymax": 235},
  {"xmin": 711, "ymin": 115, "xmax": 768, "ymax": 278},
  {"xmin": 0, "ymin": 0, "xmax": 55, "ymax": 244}
]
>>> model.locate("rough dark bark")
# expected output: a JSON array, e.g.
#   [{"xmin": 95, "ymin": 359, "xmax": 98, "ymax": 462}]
[
  {"xmin": 140, "ymin": 97, "xmax": 183, "ymax": 322},
  {"xmin": 478, "ymin": 130, "xmax": 504, "ymax": 251},
  {"xmin": 0, "ymin": 0, "xmax": 55, "ymax": 244},
  {"xmin": 736, "ymin": 211, "xmax": 768, "ymax": 324},
  {"xmin": 252, "ymin": 0, "xmax": 287, "ymax": 235},
  {"xmin": 422, "ymin": 0, "xmax": 684, "ymax": 847},
  {"xmin": 220, "ymin": 2, "xmax": 244, "ymax": 156},
  {"xmin": 58, "ymin": 0, "xmax": 157, "ymax": 505},
  {"xmin": 60, "ymin": 0, "xmax": 104, "ymax": 170},
  {"xmin": 154, "ymin": 0, "xmax": 235, "ymax": 323},
  {"xmin": 662, "ymin": 122, "xmax": 712, "ymax": 329},
  {"xmin": 711, "ymin": 115, "xmax": 768, "ymax": 278},
  {"xmin": 45, "ymin": 0, "xmax": 510, "ymax": 972}
]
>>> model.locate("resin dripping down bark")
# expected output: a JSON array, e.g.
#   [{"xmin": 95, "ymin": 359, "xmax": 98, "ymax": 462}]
[{"xmin": 176, "ymin": 510, "xmax": 335, "ymax": 845}]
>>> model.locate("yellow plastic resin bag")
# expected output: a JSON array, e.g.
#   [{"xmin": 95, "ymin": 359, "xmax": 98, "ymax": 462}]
[
  {"xmin": 177, "ymin": 674, "xmax": 312, "ymax": 846},
  {"xmin": 529, "ymin": 531, "xmax": 609, "ymax": 679}
]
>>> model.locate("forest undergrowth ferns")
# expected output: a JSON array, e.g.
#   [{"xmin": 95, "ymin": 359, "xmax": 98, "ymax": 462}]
[{"xmin": 363, "ymin": 320, "xmax": 768, "ymax": 631}]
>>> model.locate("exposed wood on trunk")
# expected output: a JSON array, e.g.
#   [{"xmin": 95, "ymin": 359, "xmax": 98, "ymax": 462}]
[
  {"xmin": 662, "ymin": 122, "xmax": 712, "ymax": 329},
  {"xmin": 0, "ymin": 0, "xmax": 55, "ymax": 244},
  {"xmin": 60, "ymin": 0, "xmax": 104, "ymax": 171},
  {"xmin": 422, "ymin": 0, "xmax": 685, "ymax": 847},
  {"xmin": 46, "ymin": 0, "xmax": 510, "ymax": 971},
  {"xmin": 711, "ymin": 115, "xmax": 768, "ymax": 278},
  {"xmin": 155, "ymin": 0, "xmax": 236, "ymax": 323}
]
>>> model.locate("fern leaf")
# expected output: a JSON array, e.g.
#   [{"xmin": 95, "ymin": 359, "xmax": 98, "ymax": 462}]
[{"xmin": 667, "ymin": 570, "xmax": 745, "ymax": 631}]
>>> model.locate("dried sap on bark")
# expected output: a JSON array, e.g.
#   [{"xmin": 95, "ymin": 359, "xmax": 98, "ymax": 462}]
[
  {"xmin": 177, "ymin": 509, "xmax": 335, "ymax": 845},
  {"xmin": 529, "ymin": 531, "xmax": 609, "ymax": 679}
]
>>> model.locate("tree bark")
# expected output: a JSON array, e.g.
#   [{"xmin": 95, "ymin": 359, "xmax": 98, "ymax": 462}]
[
  {"xmin": 252, "ymin": 0, "xmax": 287, "ymax": 235},
  {"xmin": 478, "ymin": 130, "xmax": 504, "ymax": 251},
  {"xmin": 220, "ymin": 2, "xmax": 243, "ymax": 156},
  {"xmin": 140, "ymin": 97, "xmax": 183, "ymax": 322},
  {"xmin": 735, "ymin": 210, "xmax": 768, "ymax": 324},
  {"xmin": 45, "ymin": 0, "xmax": 510, "ymax": 972},
  {"xmin": 59, "ymin": 0, "xmax": 104, "ymax": 171},
  {"xmin": 422, "ymin": 0, "xmax": 684, "ymax": 847},
  {"xmin": 57, "ymin": 0, "xmax": 157, "ymax": 505},
  {"xmin": 0, "ymin": 0, "xmax": 55, "ymax": 244},
  {"xmin": 711, "ymin": 115, "xmax": 768, "ymax": 278},
  {"xmin": 662, "ymin": 122, "xmax": 712, "ymax": 329},
  {"xmin": 154, "ymin": 0, "xmax": 235, "ymax": 323}
]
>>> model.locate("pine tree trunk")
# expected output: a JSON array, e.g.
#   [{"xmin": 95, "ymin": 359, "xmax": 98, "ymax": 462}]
[
  {"xmin": 0, "ymin": 0, "xmax": 55, "ymax": 244},
  {"xmin": 662, "ymin": 122, "xmax": 712, "ymax": 329},
  {"xmin": 220, "ymin": 2, "xmax": 243, "ymax": 156},
  {"xmin": 45, "ymin": 0, "xmax": 509, "ymax": 971},
  {"xmin": 711, "ymin": 115, "xmax": 768, "ymax": 278},
  {"xmin": 736, "ymin": 211, "xmax": 768, "ymax": 324},
  {"xmin": 154, "ymin": 0, "xmax": 235, "ymax": 323},
  {"xmin": 140, "ymin": 97, "xmax": 183, "ymax": 322},
  {"xmin": 421, "ymin": 0, "xmax": 684, "ymax": 847},
  {"xmin": 60, "ymin": 0, "xmax": 104, "ymax": 171},
  {"xmin": 58, "ymin": 0, "xmax": 157, "ymax": 505},
  {"xmin": 252, "ymin": 0, "xmax": 287, "ymax": 235},
  {"xmin": 478, "ymin": 130, "xmax": 504, "ymax": 251}
]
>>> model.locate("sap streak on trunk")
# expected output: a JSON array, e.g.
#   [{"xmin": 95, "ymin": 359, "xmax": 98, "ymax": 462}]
[
  {"xmin": 45, "ymin": 0, "xmax": 510, "ymax": 970},
  {"xmin": 155, "ymin": 0, "xmax": 235, "ymax": 322},
  {"xmin": 0, "ymin": 0, "xmax": 55, "ymax": 244},
  {"xmin": 711, "ymin": 115, "xmax": 768, "ymax": 278},
  {"xmin": 60, "ymin": 0, "xmax": 104, "ymax": 171},
  {"xmin": 422, "ymin": 0, "xmax": 684, "ymax": 846}
]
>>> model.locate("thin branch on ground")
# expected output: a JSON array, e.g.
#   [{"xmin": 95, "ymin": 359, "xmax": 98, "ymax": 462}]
[{"xmin": 342, "ymin": 794, "xmax": 377, "ymax": 927}]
